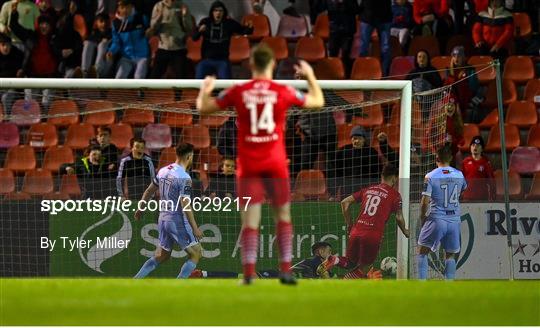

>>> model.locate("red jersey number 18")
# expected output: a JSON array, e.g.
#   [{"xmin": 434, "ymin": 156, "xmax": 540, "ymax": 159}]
[{"xmin": 362, "ymin": 194, "xmax": 381, "ymax": 216}]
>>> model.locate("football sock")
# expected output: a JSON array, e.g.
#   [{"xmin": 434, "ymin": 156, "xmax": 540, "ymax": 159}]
[
  {"xmin": 276, "ymin": 220, "xmax": 293, "ymax": 273},
  {"xmin": 241, "ymin": 227, "xmax": 259, "ymax": 279},
  {"xmin": 444, "ymin": 258, "xmax": 456, "ymax": 280},
  {"xmin": 417, "ymin": 254, "xmax": 428, "ymax": 280},
  {"xmin": 134, "ymin": 257, "xmax": 159, "ymax": 278},
  {"xmin": 178, "ymin": 259, "xmax": 197, "ymax": 278},
  {"xmin": 343, "ymin": 268, "xmax": 364, "ymax": 279}
]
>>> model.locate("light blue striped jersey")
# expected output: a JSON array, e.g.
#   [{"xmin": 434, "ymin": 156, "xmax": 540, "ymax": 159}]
[
  {"xmin": 422, "ymin": 166, "xmax": 467, "ymax": 221},
  {"xmin": 153, "ymin": 163, "xmax": 192, "ymax": 222}
]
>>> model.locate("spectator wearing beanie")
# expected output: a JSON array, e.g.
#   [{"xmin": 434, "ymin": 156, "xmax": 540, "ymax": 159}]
[{"xmin": 461, "ymin": 136, "xmax": 496, "ymax": 201}]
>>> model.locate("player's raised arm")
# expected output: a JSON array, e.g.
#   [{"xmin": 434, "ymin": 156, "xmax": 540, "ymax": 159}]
[
  {"xmin": 294, "ymin": 60, "xmax": 324, "ymax": 109},
  {"xmin": 134, "ymin": 182, "xmax": 158, "ymax": 221},
  {"xmin": 196, "ymin": 76, "xmax": 222, "ymax": 115},
  {"xmin": 340, "ymin": 195, "xmax": 356, "ymax": 230}
]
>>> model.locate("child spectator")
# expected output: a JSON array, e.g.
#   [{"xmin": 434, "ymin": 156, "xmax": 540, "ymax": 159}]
[
  {"xmin": 206, "ymin": 158, "xmax": 236, "ymax": 198},
  {"xmin": 391, "ymin": 0, "xmax": 413, "ymax": 48},
  {"xmin": 147, "ymin": 0, "xmax": 193, "ymax": 79},
  {"xmin": 80, "ymin": 12, "xmax": 112, "ymax": 78},
  {"xmin": 461, "ymin": 136, "xmax": 496, "ymax": 201},
  {"xmin": 407, "ymin": 49, "xmax": 443, "ymax": 92},
  {"xmin": 66, "ymin": 145, "xmax": 111, "ymax": 199},
  {"xmin": 107, "ymin": 0, "xmax": 149, "ymax": 79}
]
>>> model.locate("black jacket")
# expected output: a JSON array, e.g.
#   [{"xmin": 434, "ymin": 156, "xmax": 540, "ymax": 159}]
[
  {"xmin": 359, "ymin": 0, "xmax": 392, "ymax": 25},
  {"xmin": 0, "ymin": 46, "xmax": 23, "ymax": 77},
  {"xmin": 192, "ymin": 1, "xmax": 253, "ymax": 60},
  {"xmin": 53, "ymin": 14, "xmax": 83, "ymax": 69}
]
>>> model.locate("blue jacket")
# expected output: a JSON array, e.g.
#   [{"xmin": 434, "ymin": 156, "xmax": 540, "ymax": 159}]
[{"xmin": 109, "ymin": 10, "xmax": 149, "ymax": 60}]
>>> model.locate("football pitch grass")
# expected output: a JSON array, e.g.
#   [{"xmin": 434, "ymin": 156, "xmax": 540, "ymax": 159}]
[{"xmin": 1, "ymin": 279, "xmax": 539, "ymax": 325}]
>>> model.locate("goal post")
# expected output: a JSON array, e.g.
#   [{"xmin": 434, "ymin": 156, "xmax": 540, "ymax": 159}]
[{"xmin": 0, "ymin": 78, "xmax": 414, "ymax": 278}]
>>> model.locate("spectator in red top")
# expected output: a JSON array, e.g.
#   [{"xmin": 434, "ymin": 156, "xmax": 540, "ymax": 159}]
[
  {"xmin": 29, "ymin": 14, "xmax": 56, "ymax": 77},
  {"xmin": 425, "ymin": 94, "xmax": 464, "ymax": 166},
  {"xmin": 461, "ymin": 136, "xmax": 495, "ymax": 201},
  {"xmin": 412, "ymin": 0, "xmax": 452, "ymax": 38},
  {"xmin": 472, "ymin": 0, "xmax": 513, "ymax": 62},
  {"xmin": 472, "ymin": 0, "xmax": 489, "ymax": 13}
]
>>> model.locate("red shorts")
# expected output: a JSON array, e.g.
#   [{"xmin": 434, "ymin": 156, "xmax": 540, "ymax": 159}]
[
  {"xmin": 236, "ymin": 161, "xmax": 290, "ymax": 206},
  {"xmin": 346, "ymin": 234, "xmax": 383, "ymax": 267}
]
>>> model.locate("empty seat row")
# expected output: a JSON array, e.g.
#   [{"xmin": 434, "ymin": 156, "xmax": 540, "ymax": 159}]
[{"xmin": 478, "ymin": 100, "xmax": 538, "ymax": 129}]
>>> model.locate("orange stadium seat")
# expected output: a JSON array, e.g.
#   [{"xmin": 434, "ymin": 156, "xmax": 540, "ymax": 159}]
[
  {"xmin": 0, "ymin": 168, "xmax": 15, "ymax": 195},
  {"xmin": 459, "ymin": 123, "xmax": 481, "ymax": 152},
  {"xmin": 389, "ymin": 56, "xmax": 415, "ymax": 80},
  {"xmin": 295, "ymin": 36, "xmax": 326, "ymax": 62},
  {"xmin": 4, "ymin": 145, "xmax": 36, "ymax": 173},
  {"xmin": 27, "ymin": 123, "xmax": 58, "ymax": 149},
  {"xmin": 22, "ymin": 169, "xmax": 54, "ymax": 196},
  {"xmin": 276, "ymin": 15, "xmax": 308, "ymax": 41},
  {"xmin": 242, "ymin": 14, "xmax": 271, "ymax": 41},
  {"xmin": 312, "ymin": 13, "xmax": 329, "ymax": 40},
  {"xmin": 523, "ymin": 79, "xmax": 540, "ymax": 102},
  {"xmin": 467, "ymin": 56, "xmax": 495, "ymax": 84},
  {"xmin": 186, "ymin": 37, "xmax": 202, "ymax": 63},
  {"xmin": 478, "ymin": 109, "xmax": 499, "ymax": 129},
  {"xmin": 105, "ymin": 89, "xmax": 140, "ymax": 103},
  {"xmin": 484, "ymin": 124, "xmax": 521, "ymax": 152},
  {"xmin": 199, "ymin": 114, "xmax": 229, "ymax": 128},
  {"xmin": 525, "ymin": 172, "xmax": 540, "ymax": 200},
  {"xmin": 59, "ymin": 174, "xmax": 81, "ymax": 198},
  {"xmin": 513, "ymin": 12, "xmax": 532, "ymax": 38},
  {"xmin": 527, "ymin": 125, "xmax": 540, "ymax": 148},
  {"xmin": 505, "ymin": 100, "xmax": 538, "ymax": 128},
  {"xmin": 431, "ymin": 56, "xmax": 452, "ymax": 79},
  {"xmin": 64, "ymin": 123, "xmax": 95, "ymax": 150},
  {"xmin": 121, "ymin": 107, "xmax": 154, "ymax": 126},
  {"xmin": 313, "ymin": 58, "xmax": 345, "ymax": 80},
  {"xmin": 229, "ymin": 36, "xmax": 251, "ymax": 64},
  {"xmin": 503, "ymin": 56, "xmax": 534, "ymax": 84},
  {"xmin": 261, "ymin": 36, "xmax": 289, "ymax": 61},
  {"xmin": 42, "ymin": 145, "xmax": 74, "ymax": 173},
  {"xmin": 483, "ymin": 79, "xmax": 517, "ymax": 109},
  {"xmin": 10, "ymin": 99, "xmax": 41, "ymax": 126},
  {"xmin": 352, "ymin": 104, "xmax": 384, "ymax": 127},
  {"xmin": 509, "ymin": 147, "xmax": 540, "ymax": 175},
  {"xmin": 351, "ymin": 57, "xmax": 382, "ymax": 80},
  {"xmin": 160, "ymin": 102, "xmax": 193, "ymax": 128},
  {"xmin": 83, "ymin": 100, "xmax": 116, "ymax": 126},
  {"xmin": 0, "ymin": 122, "xmax": 20, "ymax": 148},
  {"xmin": 197, "ymin": 147, "xmax": 223, "ymax": 174},
  {"xmin": 181, "ymin": 125, "xmax": 211, "ymax": 149},
  {"xmin": 48, "ymin": 100, "xmax": 80, "ymax": 127},
  {"xmin": 110, "ymin": 123, "xmax": 134, "ymax": 149},
  {"xmin": 494, "ymin": 169, "xmax": 523, "ymax": 200},
  {"xmin": 293, "ymin": 169, "xmax": 327, "ymax": 200},
  {"xmin": 337, "ymin": 124, "xmax": 354, "ymax": 149},
  {"xmin": 142, "ymin": 89, "xmax": 176, "ymax": 104},
  {"xmin": 158, "ymin": 147, "xmax": 176, "ymax": 169},
  {"xmin": 141, "ymin": 124, "xmax": 172, "ymax": 151},
  {"xmin": 408, "ymin": 36, "xmax": 440, "ymax": 57}
]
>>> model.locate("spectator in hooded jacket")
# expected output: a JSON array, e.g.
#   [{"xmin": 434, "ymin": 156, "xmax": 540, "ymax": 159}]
[
  {"xmin": 472, "ymin": 0, "xmax": 513, "ymax": 62},
  {"xmin": 106, "ymin": 0, "xmax": 149, "ymax": 79},
  {"xmin": 80, "ymin": 12, "xmax": 112, "ymax": 78},
  {"xmin": 192, "ymin": 1, "xmax": 253, "ymax": 79},
  {"xmin": 0, "ymin": 32, "xmax": 24, "ymax": 114},
  {"xmin": 146, "ymin": 0, "xmax": 193, "ymax": 79}
]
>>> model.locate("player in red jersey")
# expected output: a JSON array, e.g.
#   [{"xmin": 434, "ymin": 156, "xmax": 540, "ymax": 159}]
[
  {"xmin": 461, "ymin": 135, "xmax": 495, "ymax": 201},
  {"xmin": 196, "ymin": 44, "xmax": 324, "ymax": 285},
  {"xmin": 318, "ymin": 165, "xmax": 409, "ymax": 279}
]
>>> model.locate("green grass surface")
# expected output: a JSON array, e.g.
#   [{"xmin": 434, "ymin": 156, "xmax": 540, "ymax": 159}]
[{"xmin": 1, "ymin": 279, "xmax": 539, "ymax": 325}]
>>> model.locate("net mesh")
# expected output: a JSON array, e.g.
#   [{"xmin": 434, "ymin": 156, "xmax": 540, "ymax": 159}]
[{"xmin": 0, "ymin": 79, "xmax": 454, "ymax": 278}]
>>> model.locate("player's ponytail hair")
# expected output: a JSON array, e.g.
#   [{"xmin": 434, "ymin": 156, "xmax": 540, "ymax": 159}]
[
  {"xmin": 436, "ymin": 143, "xmax": 453, "ymax": 164},
  {"xmin": 251, "ymin": 43, "xmax": 275, "ymax": 72}
]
